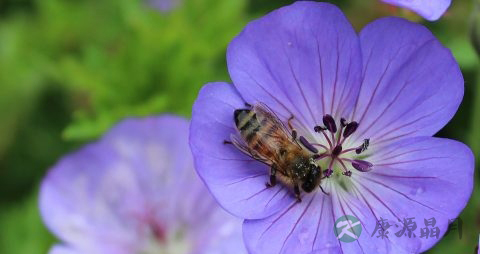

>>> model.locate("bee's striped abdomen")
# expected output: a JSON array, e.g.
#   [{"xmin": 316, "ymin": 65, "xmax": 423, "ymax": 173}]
[
  {"xmin": 234, "ymin": 109, "xmax": 280, "ymax": 161},
  {"xmin": 234, "ymin": 109, "xmax": 261, "ymax": 143}
]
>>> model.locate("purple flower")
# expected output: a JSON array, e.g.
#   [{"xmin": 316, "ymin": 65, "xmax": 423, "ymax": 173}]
[
  {"xmin": 382, "ymin": 0, "xmax": 451, "ymax": 21},
  {"xmin": 149, "ymin": 0, "xmax": 180, "ymax": 12},
  {"xmin": 190, "ymin": 2, "xmax": 473, "ymax": 253},
  {"xmin": 40, "ymin": 116, "xmax": 246, "ymax": 254}
]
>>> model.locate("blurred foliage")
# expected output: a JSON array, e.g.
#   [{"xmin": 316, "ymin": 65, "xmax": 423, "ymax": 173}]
[
  {"xmin": 0, "ymin": 192, "xmax": 55, "ymax": 253},
  {"xmin": 39, "ymin": 0, "xmax": 246, "ymax": 140},
  {"xmin": 0, "ymin": 0, "xmax": 478, "ymax": 253}
]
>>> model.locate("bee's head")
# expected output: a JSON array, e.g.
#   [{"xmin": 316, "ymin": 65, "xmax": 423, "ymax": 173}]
[
  {"xmin": 234, "ymin": 109, "xmax": 251, "ymax": 127},
  {"xmin": 301, "ymin": 161, "xmax": 322, "ymax": 193}
]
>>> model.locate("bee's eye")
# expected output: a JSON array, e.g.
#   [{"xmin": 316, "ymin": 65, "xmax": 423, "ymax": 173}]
[
  {"xmin": 309, "ymin": 165, "xmax": 321, "ymax": 175},
  {"xmin": 301, "ymin": 181, "xmax": 315, "ymax": 193}
]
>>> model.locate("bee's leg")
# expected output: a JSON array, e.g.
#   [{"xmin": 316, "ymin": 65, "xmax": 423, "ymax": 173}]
[
  {"xmin": 266, "ymin": 165, "xmax": 277, "ymax": 188},
  {"xmin": 319, "ymin": 185, "xmax": 329, "ymax": 195},
  {"xmin": 294, "ymin": 183, "xmax": 302, "ymax": 202},
  {"xmin": 244, "ymin": 102, "xmax": 252, "ymax": 108},
  {"xmin": 223, "ymin": 140, "xmax": 233, "ymax": 145},
  {"xmin": 288, "ymin": 115, "xmax": 297, "ymax": 141}
]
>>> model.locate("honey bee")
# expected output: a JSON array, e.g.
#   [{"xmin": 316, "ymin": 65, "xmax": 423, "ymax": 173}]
[{"xmin": 225, "ymin": 102, "xmax": 327, "ymax": 202}]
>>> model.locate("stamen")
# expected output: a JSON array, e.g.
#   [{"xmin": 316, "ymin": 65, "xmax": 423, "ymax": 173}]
[
  {"xmin": 337, "ymin": 159, "xmax": 352, "ymax": 177},
  {"xmin": 148, "ymin": 219, "xmax": 167, "ymax": 244},
  {"xmin": 330, "ymin": 131, "xmax": 336, "ymax": 148},
  {"xmin": 340, "ymin": 147, "xmax": 356, "ymax": 155},
  {"xmin": 309, "ymin": 115, "xmax": 373, "ymax": 181},
  {"xmin": 351, "ymin": 160, "xmax": 373, "ymax": 172},
  {"xmin": 323, "ymin": 168, "xmax": 333, "ymax": 177},
  {"xmin": 311, "ymin": 143, "xmax": 329, "ymax": 151},
  {"xmin": 332, "ymin": 145, "xmax": 342, "ymax": 157},
  {"xmin": 314, "ymin": 126, "xmax": 326, "ymax": 132},
  {"xmin": 324, "ymin": 159, "xmax": 336, "ymax": 177},
  {"xmin": 343, "ymin": 121, "xmax": 359, "ymax": 138},
  {"xmin": 336, "ymin": 121, "xmax": 346, "ymax": 146},
  {"xmin": 355, "ymin": 139, "xmax": 370, "ymax": 154},
  {"xmin": 322, "ymin": 114, "xmax": 337, "ymax": 133},
  {"xmin": 313, "ymin": 153, "xmax": 329, "ymax": 160},
  {"xmin": 314, "ymin": 127, "xmax": 333, "ymax": 149},
  {"xmin": 299, "ymin": 136, "xmax": 318, "ymax": 153}
]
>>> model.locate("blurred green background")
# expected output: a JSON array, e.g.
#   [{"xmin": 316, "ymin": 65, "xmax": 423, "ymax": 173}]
[{"xmin": 0, "ymin": 0, "xmax": 477, "ymax": 253}]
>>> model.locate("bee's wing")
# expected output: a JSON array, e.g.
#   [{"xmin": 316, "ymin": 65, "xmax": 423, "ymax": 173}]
[
  {"xmin": 229, "ymin": 133, "xmax": 251, "ymax": 156},
  {"xmin": 229, "ymin": 134, "xmax": 273, "ymax": 165},
  {"xmin": 253, "ymin": 102, "xmax": 294, "ymax": 140}
]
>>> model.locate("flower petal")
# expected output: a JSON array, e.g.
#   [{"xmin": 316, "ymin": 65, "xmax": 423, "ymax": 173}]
[
  {"xmin": 49, "ymin": 245, "xmax": 124, "ymax": 254},
  {"xmin": 49, "ymin": 245, "xmax": 82, "ymax": 254},
  {"xmin": 190, "ymin": 82, "xmax": 294, "ymax": 219},
  {"xmin": 243, "ymin": 194, "xmax": 338, "ymax": 254},
  {"xmin": 354, "ymin": 136, "xmax": 474, "ymax": 252},
  {"xmin": 40, "ymin": 141, "xmax": 139, "ymax": 251},
  {"xmin": 100, "ymin": 116, "xmax": 215, "ymax": 226},
  {"xmin": 227, "ymin": 2, "xmax": 362, "ymax": 132},
  {"xmin": 349, "ymin": 17, "xmax": 463, "ymax": 147},
  {"xmin": 242, "ymin": 183, "xmax": 415, "ymax": 254},
  {"xmin": 41, "ymin": 116, "xmax": 245, "ymax": 253},
  {"xmin": 381, "ymin": 0, "xmax": 451, "ymax": 21},
  {"xmin": 193, "ymin": 209, "xmax": 246, "ymax": 254},
  {"xmin": 242, "ymin": 136, "xmax": 473, "ymax": 253},
  {"xmin": 40, "ymin": 117, "xmax": 193, "ymax": 247},
  {"xmin": 333, "ymin": 183, "xmax": 424, "ymax": 253}
]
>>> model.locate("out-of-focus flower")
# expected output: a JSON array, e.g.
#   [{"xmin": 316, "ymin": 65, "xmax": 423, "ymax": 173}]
[
  {"xmin": 190, "ymin": 2, "xmax": 473, "ymax": 253},
  {"xmin": 381, "ymin": 0, "xmax": 451, "ymax": 21},
  {"xmin": 40, "ymin": 116, "xmax": 246, "ymax": 254},
  {"xmin": 149, "ymin": 0, "xmax": 181, "ymax": 12}
]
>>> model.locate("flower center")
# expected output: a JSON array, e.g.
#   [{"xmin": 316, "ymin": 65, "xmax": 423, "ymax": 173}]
[
  {"xmin": 302, "ymin": 114, "xmax": 373, "ymax": 179},
  {"xmin": 140, "ymin": 218, "xmax": 191, "ymax": 254}
]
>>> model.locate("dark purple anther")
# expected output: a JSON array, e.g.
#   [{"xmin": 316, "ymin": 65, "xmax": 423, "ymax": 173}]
[
  {"xmin": 340, "ymin": 118, "xmax": 347, "ymax": 127},
  {"xmin": 314, "ymin": 125, "xmax": 326, "ymax": 133},
  {"xmin": 343, "ymin": 121, "xmax": 359, "ymax": 138},
  {"xmin": 342, "ymin": 171, "xmax": 352, "ymax": 177},
  {"xmin": 355, "ymin": 139, "xmax": 370, "ymax": 154},
  {"xmin": 324, "ymin": 168, "xmax": 333, "ymax": 177},
  {"xmin": 322, "ymin": 114, "xmax": 337, "ymax": 133},
  {"xmin": 332, "ymin": 145, "xmax": 342, "ymax": 157},
  {"xmin": 364, "ymin": 138, "xmax": 370, "ymax": 148},
  {"xmin": 299, "ymin": 136, "xmax": 318, "ymax": 153},
  {"xmin": 351, "ymin": 160, "xmax": 373, "ymax": 172}
]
